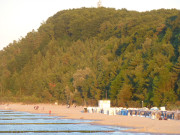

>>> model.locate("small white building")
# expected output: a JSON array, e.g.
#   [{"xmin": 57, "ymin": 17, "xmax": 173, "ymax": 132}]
[
  {"xmin": 160, "ymin": 106, "xmax": 166, "ymax": 111},
  {"xmin": 98, "ymin": 100, "xmax": 110, "ymax": 109},
  {"xmin": 97, "ymin": 0, "xmax": 102, "ymax": 8}
]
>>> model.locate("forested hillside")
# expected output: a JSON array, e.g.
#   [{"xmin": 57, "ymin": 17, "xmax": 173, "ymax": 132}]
[{"xmin": 0, "ymin": 8, "xmax": 180, "ymax": 109}]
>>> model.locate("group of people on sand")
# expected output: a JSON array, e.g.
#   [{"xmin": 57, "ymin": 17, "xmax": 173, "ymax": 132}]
[
  {"xmin": 33, "ymin": 104, "xmax": 76, "ymax": 110},
  {"xmin": 67, "ymin": 104, "xmax": 77, "ymax": 108}
]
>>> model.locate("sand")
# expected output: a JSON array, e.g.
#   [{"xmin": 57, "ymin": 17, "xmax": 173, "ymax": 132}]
[{"xmin": 0, "ymin": 103, "xmax": 180, "ymax": 134}]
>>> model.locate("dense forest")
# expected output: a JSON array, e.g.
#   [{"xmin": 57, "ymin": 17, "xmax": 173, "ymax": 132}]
[{"xmin": 0, "ymin": 8, "xmax": 180, "ymax": 109}]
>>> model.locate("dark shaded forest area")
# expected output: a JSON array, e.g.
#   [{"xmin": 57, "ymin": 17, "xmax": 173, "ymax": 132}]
[{"xmin": 0, "ymin": 8, "xmax": 180, "ymax": 109}]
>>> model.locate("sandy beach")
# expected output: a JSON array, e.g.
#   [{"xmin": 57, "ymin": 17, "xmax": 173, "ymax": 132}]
[{"xmin": 0, "ymin": 103, "xmax": 180, "ymax": 134}]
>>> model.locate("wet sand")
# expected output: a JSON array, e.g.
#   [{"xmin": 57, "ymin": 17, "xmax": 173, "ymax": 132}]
[{"xmin": 0, "ymin": 103, "xmax": 180, "ymax": 134}]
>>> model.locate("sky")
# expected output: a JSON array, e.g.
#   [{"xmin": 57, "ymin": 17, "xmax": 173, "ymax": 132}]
[{"xmin": 0, "ymin": 0, "xmax": 180, "ymax": 50}]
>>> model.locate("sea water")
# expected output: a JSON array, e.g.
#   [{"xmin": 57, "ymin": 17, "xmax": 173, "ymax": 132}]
[{"xmin": 0, "ymin": 110, "xmax": 154, "ymax": 135}]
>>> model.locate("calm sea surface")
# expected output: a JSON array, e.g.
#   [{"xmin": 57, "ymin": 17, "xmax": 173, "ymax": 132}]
[{"xmin": 0, "ymin": 110, "xmax": 156, "ymax": 135}]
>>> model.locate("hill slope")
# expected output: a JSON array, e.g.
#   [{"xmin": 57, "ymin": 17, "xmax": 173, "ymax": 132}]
[{"xmin": 0, "ymin": 8, "xmax": 180, "ymax": 109}]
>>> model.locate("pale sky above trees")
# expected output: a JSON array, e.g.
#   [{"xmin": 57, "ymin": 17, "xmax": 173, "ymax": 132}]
[{"xmin": 0, "ymin": 0, "xmax": 180, "ymax": 50}]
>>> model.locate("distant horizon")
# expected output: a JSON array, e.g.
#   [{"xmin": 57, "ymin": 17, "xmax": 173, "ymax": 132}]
[{"xmin": 0, "ymin": 0, "xmax": 180, "ymax": 50}]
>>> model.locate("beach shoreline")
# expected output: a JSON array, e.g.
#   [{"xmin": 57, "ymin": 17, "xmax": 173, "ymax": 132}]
[{"xmin": 0, "ymin": 103, "xmax": 180, "ymax": 134}]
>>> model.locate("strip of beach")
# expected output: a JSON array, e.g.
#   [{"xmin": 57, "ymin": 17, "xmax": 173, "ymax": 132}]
[{"xmin": 0, "ymin": 103, "xmax": 180, "ymax": 134}]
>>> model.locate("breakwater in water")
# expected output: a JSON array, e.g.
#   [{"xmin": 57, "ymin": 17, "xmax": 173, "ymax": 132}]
[{"xmin": 0, "ymin": 110, "xmax": 155, "ymax": 135}]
